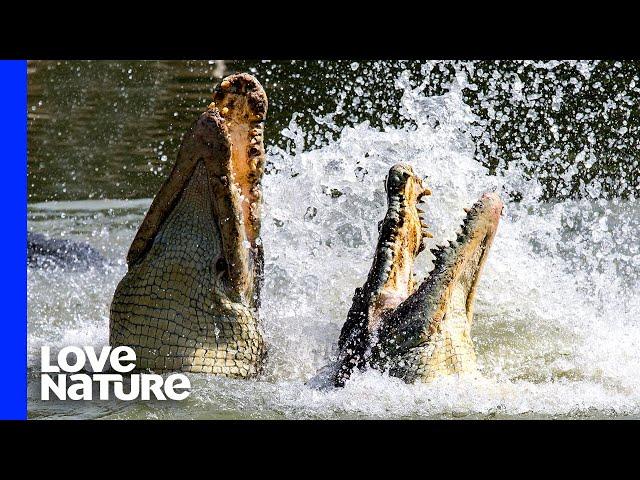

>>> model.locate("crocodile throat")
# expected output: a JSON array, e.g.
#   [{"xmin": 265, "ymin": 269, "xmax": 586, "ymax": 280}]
[{"xmin": 109, "ymin": 73, "xmax": 268, "ymax": 376}]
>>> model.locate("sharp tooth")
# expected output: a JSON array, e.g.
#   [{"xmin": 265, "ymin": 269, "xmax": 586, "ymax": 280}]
[
  {"xmin": 220, "ymin": 80, "xmax": 231, "ymax": 89},
  {"xmin": 208, "ymin": 102, "xmax": 216, "ymax": 110},
  {"xmin": 422, "ymin": 188, "xmax": 432, "ymax": 196},
  {"xmin": 221, "ymin": 107, "xmax": 229, "ymax": 115},
  {"xmin": 423, "ymin": 231, "xmax": 434, "ymax": 238},
  {"xmin": 463, "ymin": 207, "xmax": 471, "ymax": 213},
  {"xmin": 416, "ymin": 207, "xmax": 425, "ymax": 214}
]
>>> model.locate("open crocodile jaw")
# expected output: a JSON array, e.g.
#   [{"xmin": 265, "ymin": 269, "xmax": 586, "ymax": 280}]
[
  {"xmin": 109, "ymin": 73, "xmax": 268, "ymax": 377},
  {"xmin": 378, "ymin": 191, "xmax": 503, "ymax": 383},
  {"xmin": 333, "ymin": 164, "xmax": 503, "ymax": 386},
  {"xmin": 333, "ymin": 164, "xmax": 431, "ymax": 385}
]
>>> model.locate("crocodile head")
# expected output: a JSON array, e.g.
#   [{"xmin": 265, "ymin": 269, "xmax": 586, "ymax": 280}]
[
  {"xmin": 110, "ymin": 73, "xmax": 268, "ymax": 377},
  {"xmin": 332, "ymin": 163, "xmax": 502, "ymax": 385}
]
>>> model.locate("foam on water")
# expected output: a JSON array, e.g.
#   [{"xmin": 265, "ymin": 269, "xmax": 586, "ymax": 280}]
[{"xmin": 27, "ymin": 70, "xmax": 640, "ymax": 418}]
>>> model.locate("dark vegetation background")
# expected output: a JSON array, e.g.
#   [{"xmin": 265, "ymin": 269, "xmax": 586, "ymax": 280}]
[{"xmin": 27, "ymin": 60, "xmax": 639, "ymax": 203}]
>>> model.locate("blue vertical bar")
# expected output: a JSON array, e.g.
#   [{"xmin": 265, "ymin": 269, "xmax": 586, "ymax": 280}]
[{"xmin": 0, "ymin": 60, "xmax": 27, "ymax": 420}]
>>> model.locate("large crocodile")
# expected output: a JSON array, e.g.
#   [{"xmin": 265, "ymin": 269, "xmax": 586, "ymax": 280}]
[
  {"xmin": 109, "ymin": 72, "xmax": 502, "ymax": 383},
  {"xmin": 110, "ymin": 73, "xmax": 268, "ymax": 376}
]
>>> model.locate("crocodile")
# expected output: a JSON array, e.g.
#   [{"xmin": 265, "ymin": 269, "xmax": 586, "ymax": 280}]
[
  {"xmin": 324, "ymin": 164, "xmax": 503, "ymax": 386},
  {"xmin": 109, "ymin": 72, "xmax": 502, "ymax": 383},
  {"xmin": 109, "ymin": 73, "xmax": 268, "ymax": 376}
]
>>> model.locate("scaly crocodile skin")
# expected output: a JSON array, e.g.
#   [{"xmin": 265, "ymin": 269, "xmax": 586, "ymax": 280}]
[
  {"xmin": 110, "ymin": 73, "xmax": 268, "ymax": 377},
  {"xmin": 110, "ymin": 162, "xmax": 264, "ymax": 375},
  {"xmin": 385, "ymin": 246, "xmax": 484, "ymax": 382}
]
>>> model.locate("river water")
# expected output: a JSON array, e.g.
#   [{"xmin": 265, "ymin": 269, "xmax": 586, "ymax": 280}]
[{"xmin": 27, "ymin": 61, "xmax": 640, "ymax": 419}]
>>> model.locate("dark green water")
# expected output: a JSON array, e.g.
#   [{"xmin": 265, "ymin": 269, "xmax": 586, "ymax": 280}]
[{"xmin": 28, "ymin": 60, "xmax": 639, "ymax": 203}]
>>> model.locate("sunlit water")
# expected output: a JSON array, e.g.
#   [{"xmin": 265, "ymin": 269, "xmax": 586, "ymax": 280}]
[{"xmin": 28, "ymin": 74, "xmax": 640, "ymax": 419}]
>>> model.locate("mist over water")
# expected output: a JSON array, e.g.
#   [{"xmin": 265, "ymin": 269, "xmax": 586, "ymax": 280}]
[{"xmin": 28, "ymin": 62, "xmax": 639, "ymax": 418}]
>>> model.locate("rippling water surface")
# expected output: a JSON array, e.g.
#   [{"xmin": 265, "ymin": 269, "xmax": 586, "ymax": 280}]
[{"xmin": 28, "ymin": 61, "xmax": 640, "ymax": 419}]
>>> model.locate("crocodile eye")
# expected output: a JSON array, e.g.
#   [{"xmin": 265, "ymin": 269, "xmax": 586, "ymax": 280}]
[{"xmin": 215, "ymin": 257, "xmax": 228, "ymax": 274}]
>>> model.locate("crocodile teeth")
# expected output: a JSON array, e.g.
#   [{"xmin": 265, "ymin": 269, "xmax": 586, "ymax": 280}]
[
  {"xmin": 463, "ymin": 207, "xmax": 471, "ymax": 213},
  {"xmin": 423, "ymin": 231, "xmax": 434, "ymax": 238},
  {"xmin": 221, "ymin": 107, "xmax": 229, "ymax": 115},
  {"xmin": 220, "ymin": 80, "xmax": 231, "ymax": 89}
]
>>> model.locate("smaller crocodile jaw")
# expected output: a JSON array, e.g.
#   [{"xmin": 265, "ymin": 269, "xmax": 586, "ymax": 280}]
[
  {"xmin": 367, "ymin": 164, "xmax": 431, "ymax": 327},
  {"xmin": 333, "ymin": 163, "xmax": 431, "ymax": 385},
  {"xmin": 453, "ymin": 192, "xmax": 503, "ymax": 322},
  {"xmin": 377, "ymin": 192, "xmax": 503, "ymax": 382}
]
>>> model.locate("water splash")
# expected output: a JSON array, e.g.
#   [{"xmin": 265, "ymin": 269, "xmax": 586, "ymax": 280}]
[{"xmin": 28, "ymin": 66, "xmax": 640, "ymax": 418}]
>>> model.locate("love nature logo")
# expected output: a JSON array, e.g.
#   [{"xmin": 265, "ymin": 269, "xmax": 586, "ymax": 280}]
[{"xmin": 40, "ymin": 346, "xmax": 191, "ymax": 401}]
